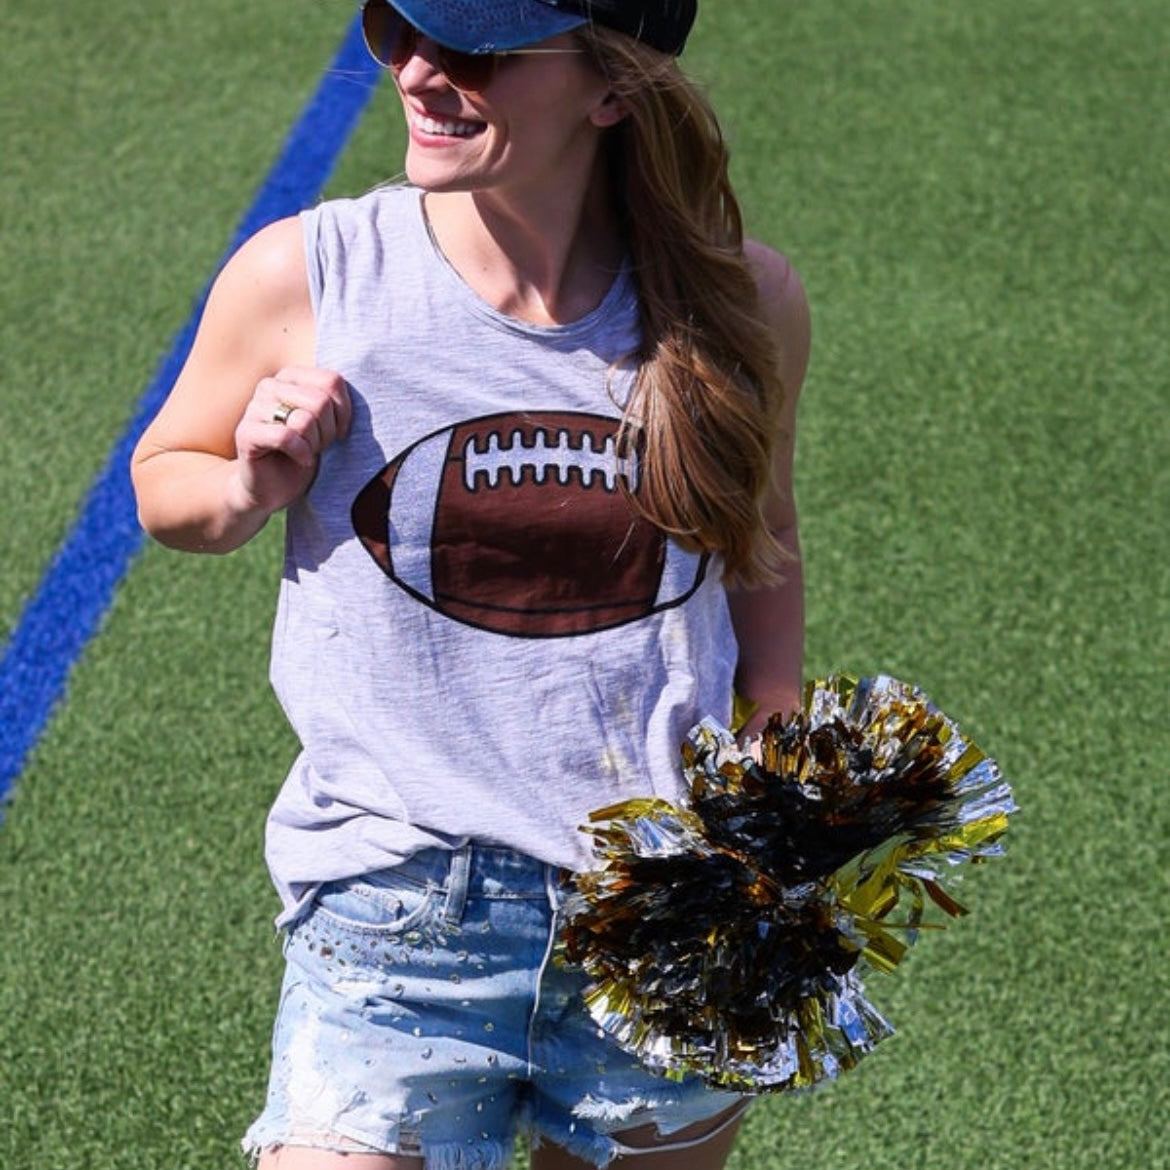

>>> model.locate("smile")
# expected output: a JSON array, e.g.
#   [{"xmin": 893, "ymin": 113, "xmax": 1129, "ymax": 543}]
[{"xmin": 411, "ymin": 112, "xmax": 484, "ymax": 139}]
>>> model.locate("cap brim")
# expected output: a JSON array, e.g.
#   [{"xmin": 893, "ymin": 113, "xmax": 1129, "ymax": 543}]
[{"xmin": 385, "ymin": 0, "xmax": 587, "ymax": 52}]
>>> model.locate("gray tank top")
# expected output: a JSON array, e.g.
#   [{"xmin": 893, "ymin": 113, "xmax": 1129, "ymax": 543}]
[{"xmin": 264, "ymin": 185, "xmax": 738, "ymax": 925}]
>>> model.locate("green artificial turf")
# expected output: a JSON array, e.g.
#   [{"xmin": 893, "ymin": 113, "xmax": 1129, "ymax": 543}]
[
  {"xmin": 1, "ymin": 0, "xmax": 1167, "ymax": 1167},
  {"xmin": 0, "ymin": 0, "xmax": 359, "ymax": 640}
]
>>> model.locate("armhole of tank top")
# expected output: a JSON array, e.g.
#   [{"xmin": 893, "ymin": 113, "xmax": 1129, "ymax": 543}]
[{"xmin": 300, "ymin": 205, "xmax": 327, "ymax": 323}]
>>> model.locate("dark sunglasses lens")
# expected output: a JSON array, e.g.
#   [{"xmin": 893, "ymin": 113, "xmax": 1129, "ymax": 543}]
[
  {"xmin": 362, "ymin": 1, "xmax": 411, "ymax": 68},
  {"xmin": 361, "ymin": 0, "xmax": 497, "ymax": 91},
  {"xmin": 441, "ymin": 49, "xmax": 496, "ymax": 92}
]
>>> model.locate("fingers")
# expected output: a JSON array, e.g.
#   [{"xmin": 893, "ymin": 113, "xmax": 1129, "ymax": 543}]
[{"xmin": 240, "ymin": 367, "xmax": 352, "ymax": 468}]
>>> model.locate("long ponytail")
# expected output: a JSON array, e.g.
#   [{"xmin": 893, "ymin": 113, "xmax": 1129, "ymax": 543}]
[{"xmin": 581, "ymin": 27, "xmax": 788, "ymax": 584}]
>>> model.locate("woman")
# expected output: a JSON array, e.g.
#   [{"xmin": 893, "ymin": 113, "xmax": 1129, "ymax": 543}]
[{"xmin": 132, "ymin": 0, "xmax": 810, "ymax": 1166}]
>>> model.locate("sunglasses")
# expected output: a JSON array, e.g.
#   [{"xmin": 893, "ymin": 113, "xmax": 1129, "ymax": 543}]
[{"xmin": 361, "ymin": 0, "xmax": 585, "ymax": 94}]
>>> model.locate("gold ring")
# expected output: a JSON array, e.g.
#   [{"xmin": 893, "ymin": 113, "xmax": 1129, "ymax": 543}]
[{"xmin": 272, "ymin": 401, "xmax": 295, "ymax": 425}]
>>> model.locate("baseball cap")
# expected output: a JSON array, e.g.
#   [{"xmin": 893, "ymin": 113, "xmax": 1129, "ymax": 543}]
[{"xmin": 384, "ymin": 0, "xmax": 697, "ymax": 56}]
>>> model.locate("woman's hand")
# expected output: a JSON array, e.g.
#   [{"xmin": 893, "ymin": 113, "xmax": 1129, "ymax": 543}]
[{"xmin": 231, "ymin": 366, "xmax": 352, "ymax": 517}]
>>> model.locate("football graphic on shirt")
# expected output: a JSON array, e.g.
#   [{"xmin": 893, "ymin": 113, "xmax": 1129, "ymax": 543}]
[{"xmin": 352, "ymin": 411, "xmax": 708, "ymax": 637}]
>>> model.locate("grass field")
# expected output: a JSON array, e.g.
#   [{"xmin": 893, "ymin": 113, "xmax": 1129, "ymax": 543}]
[{"xmin": 1, "ymin": 1, "xmax": 1167, "ymax": 1167}]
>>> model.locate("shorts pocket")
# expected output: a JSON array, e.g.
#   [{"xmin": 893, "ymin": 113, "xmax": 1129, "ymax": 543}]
[{"xmin": 313, "ymin": 867, "xmax": 443, "ymax": 936}]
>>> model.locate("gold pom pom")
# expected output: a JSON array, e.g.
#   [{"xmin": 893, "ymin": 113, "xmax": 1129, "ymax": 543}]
[{"xmin": 559, "ymin": 675, "xmax": 1016, "ymax": 1091}]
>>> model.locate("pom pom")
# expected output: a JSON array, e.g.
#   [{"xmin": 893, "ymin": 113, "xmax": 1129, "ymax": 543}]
[{"xmin": 558, "ymin": 675, "xmax": 1016, "ymax": 1092}]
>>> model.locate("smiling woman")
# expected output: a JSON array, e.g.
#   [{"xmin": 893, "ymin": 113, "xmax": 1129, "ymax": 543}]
[{"xmin": 129, "ymin": 1, "xmax": 809, "ymax": 1168}]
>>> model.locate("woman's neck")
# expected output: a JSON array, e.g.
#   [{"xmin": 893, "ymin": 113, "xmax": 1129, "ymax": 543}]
[{"xmin": 421, "ymin": 168, "xmax": 624, "ymax": 327}]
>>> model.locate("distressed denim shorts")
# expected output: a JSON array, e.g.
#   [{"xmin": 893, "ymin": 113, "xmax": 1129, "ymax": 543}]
[{"xmin": 242, "ymin": 844, "xmax": 747, "ymax": 1169}]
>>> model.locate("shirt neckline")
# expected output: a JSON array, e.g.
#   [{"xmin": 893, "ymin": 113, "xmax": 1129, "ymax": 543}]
[{"xmin": 411, "ymin": 187, "xmax": 636, "ymax": 342}]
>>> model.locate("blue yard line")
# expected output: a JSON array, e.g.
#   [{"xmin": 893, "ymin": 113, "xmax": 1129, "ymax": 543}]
[{"xmin": 0, "ymin": 17, "xmax": 381, "ymax": 809}]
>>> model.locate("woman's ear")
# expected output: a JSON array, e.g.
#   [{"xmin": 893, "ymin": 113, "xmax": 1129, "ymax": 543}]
[{"xmin": 590, "ymin": 92, "xmax": 630, "ymax": 129}]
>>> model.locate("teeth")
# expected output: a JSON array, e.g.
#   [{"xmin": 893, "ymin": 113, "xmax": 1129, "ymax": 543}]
[{"xmin": 414, "ymin": 114, "xmax": 480, "ymax": 138}]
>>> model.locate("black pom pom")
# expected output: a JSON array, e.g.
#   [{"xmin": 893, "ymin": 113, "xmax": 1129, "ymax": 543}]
[{"xmin": 558, "ymin": 675, "xmax": 1015, "ymax": 1091}]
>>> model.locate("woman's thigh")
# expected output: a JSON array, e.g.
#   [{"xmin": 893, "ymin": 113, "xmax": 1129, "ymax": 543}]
[{"xmin": 257, "ymin": 1147, "xmax": 422, "ymax": 1169}]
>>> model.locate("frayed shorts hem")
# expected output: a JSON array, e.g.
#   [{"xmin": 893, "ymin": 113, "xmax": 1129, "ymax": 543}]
[{"xmin": 242, "ymin": 1129, "xmax": 515, "ymax": 1170}]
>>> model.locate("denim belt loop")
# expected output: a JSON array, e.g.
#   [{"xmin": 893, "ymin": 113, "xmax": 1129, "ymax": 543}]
[{"xmin": 442, "ymin": 844, "xmax": 473, "ymax": 929}]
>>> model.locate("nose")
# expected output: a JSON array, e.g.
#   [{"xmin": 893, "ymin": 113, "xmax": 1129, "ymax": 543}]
[{"xmin": 393, "ymin": 34, "xmax": 448, "ymax": 90}]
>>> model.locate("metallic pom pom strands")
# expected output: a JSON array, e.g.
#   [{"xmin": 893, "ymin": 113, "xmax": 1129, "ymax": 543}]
[{"xmin": 558, "ymin": 675, "xmax": 1016, "ymax": 1093}]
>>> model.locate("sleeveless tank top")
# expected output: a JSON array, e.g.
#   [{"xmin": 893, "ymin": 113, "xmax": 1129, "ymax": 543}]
[{"xmin": 263, "ymin": 185, "xmax": 738, "ymax": 925}]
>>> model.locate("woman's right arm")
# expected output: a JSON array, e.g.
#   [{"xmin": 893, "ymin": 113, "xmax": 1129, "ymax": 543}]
[{"xmin": 130, "ymin": 216, "xmax": 351, "ymax": 554}]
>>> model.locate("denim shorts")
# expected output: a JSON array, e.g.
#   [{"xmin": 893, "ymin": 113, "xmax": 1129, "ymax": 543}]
[{"xmin": 242, "ymin": 845, "xmax": 747, "ymax": 1168}]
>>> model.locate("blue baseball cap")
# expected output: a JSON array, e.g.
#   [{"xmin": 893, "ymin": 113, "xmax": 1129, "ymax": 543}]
[{"xmin": 384, "ymin": 0, "xmax": 697, "ymax": 56}]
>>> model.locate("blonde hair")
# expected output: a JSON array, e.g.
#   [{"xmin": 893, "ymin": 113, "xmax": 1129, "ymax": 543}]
[{"xmin": 579, "ymin": 26, "xmax": 788, "ymax": 585}]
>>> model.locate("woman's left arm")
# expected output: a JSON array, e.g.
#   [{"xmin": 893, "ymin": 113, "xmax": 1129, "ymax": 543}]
[{"xmin": 727, "ymin": 240, "xmax": 812, "ymax": 734}]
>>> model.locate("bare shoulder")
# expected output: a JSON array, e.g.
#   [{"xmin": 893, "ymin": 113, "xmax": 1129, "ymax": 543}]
[
  {"xmin": 134, "ymin": 216, "xmax": 314, "ymax": 464},
  {"xmin": 173, "ymin": 215, "xmax": 315, "ymax": 406},
  {"xmin": 744, "ymin": 237, "xmax": 811, "ymax": 405},
  {"xmin": 201, "ymin": 215, "xmax": 314, "ymax": 359},
  {"xmin": 743, "ymin": 238, "xmax": 806, "ymax": 313}
]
